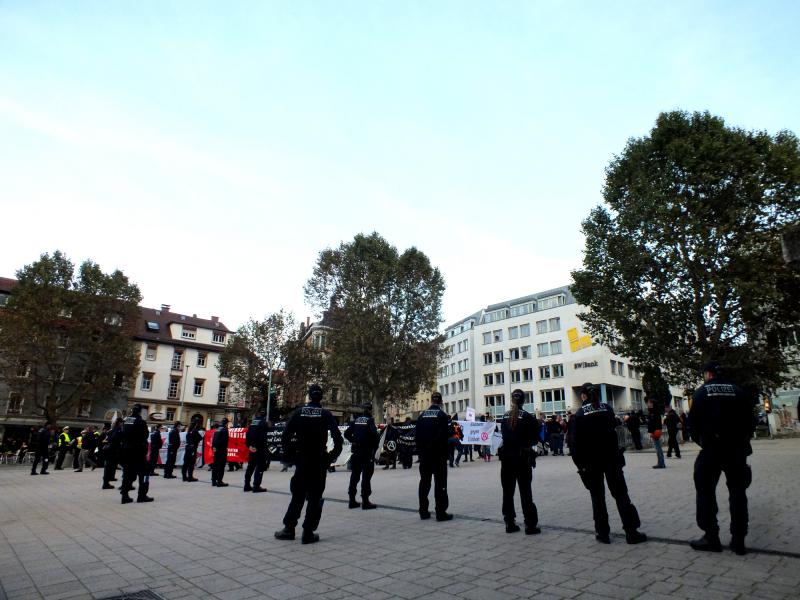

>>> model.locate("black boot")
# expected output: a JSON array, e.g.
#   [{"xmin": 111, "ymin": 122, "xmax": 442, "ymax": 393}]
[
  {"xmin": 102, "ymin": 483, "xmax": 115, "ymax": 489},
  {"xmin": 243, "ymin": 484, "xmax": 252, "ymax": 492},
  {"xmin": 348, "ymin": 498, "xmax": 361, "ymax": 509},
  {"xmin": 525, "ymin": 524, "xmax": 542, "ymax": 535},
  {"xmin": 301, "ymin": 530, "xmax": 320, "ymax": 544},
  {"xmin": 505, "ymin": 521, "xmax": 520, "ymax": 533},
  {"xmin": 626, "ymin": 530, "xmax": 647, "ymax": 544},
  {"xmin": 252, "ymin": 487, "xmax": 267, "ymax": 493},
  {"xmin": 362, "ymin": 499, "xmax": 377, "ymax": 510},
  {"xmin": 690, "ymin": 534, "xmax": 722, "ymax": 552},
  {"xmin": 274, "ymin": 527, "xmax": 295, "ymax": 540},
  {"xmin": 595, "ymin": 532, "xmax": 611, "ymax": 544},
  {"xmin": 121, "ymin": 494, "xmax": 133, "ymax": 504},
  {"xmin": 729, "ymin": 537, "xmax": 747, "ymax": 555}
]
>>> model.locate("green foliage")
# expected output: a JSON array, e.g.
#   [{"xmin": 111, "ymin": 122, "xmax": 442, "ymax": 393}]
[
  {"xmin": 571, "ymin": 111, "xmax": 800, "ymax": 393},
  {"xmin": 217, "ymin": 310, "xmax": 295, "ymax": 415},
  {"xmin": 282, "ymin": 325, "xmax": 330, "ymax": 412},
  {"xmin": 305, "ymin": 232, "xmax": 445, "ymax": 419},
  {"xmin": 0, "ymin": 250, "xmax": 142, "ymax": 423}
]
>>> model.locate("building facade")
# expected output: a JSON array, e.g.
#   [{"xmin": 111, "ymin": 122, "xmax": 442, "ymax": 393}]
[{"xmin": 438, "ymin": 286, "xmax": 685, "ymax": 419}]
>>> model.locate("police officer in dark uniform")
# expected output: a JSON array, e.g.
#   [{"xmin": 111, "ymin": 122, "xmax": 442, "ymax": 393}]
[
  {"xmin": 244, "ymin": 409, "xmax": 268, "ymax": 492},
  {"xmin": 182, "ymin": 417, "xmax": 202, "ymax": 482},
  {"xmin": 415, "ymin": 392, "xmax": 453, "ymax": 522},
  {"xmin": 30, "ymin": 422, "xmax": 51, "ymax": 475},
  {"xmin": 499, "ymin": 390, "xmax": 540, "ymax": 534},
  {"xmin": 274, "ymin": 384, "xmax": 343, "ymax": 544},
  {"xmin": 344, "ymin": 403, "xmax": 380, "ymax": 509},
  {"xmin": 572, "ymin": 383, "xmax": 646, "ymax": 544},
  {"xmin": 163, "ymin": 421, "xmax": 181, "ymax": 478},
  {"xmin": 148, "ymin": 425, "xmax": 163, "ymax": 476},
  {"xmin": 211, "ymin": 418, "xmax": 230, "ymax": 487},
  {"xmin": 102, "ymin": 417, "xmax": 123, "ymax": 489},
  {"xmin": 689, "ymin": 362, "xmax": 755, "ymax": 555},
  {"xmin": 120, "ymin": 404, "xmax": 153, "ymax": 504}
]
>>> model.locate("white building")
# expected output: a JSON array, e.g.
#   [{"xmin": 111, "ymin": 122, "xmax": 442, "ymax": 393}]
[
  {"xmin": 438, "ymin": 286, "xmax": 685, "ymax": 419},
  {"xmin": 128, "ymin": 305, "xmax": 241, "ymax": 426}
]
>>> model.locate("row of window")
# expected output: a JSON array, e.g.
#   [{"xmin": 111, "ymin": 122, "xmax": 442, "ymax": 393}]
[
  {"xmin": 141, "ymin": 373, "xmax": 229, "ymax": 403},
  {"xmin": 145, "ymin": 346, "xmax": 211, "ymax": 369},
  {"xmin": 482, "ymin": 318, "xmax": 562, "ymax": 345},
  {"xmin": 438, "ymin": 378, "xmax": 470, "ymax": 396},
  {"xmin": 483, "ymin": 341, "xmax": 562, "ymax": 365},
  {"xmin": 5, "ymin": 393, "xmax": 92, "ymax": 417},
  {"xmin": 610, "ymin": 360, "xmax": 641, "ymax": 379},
  {"xmin": 439, "ymin": 358, "xmax": 470, "ymax": 378},
  {"xmin": 482, "ymin": 295, "xmax": 566, "ymax": 324},
  {"xmin": 484, "ymin": 388, "xmax": 566, "ymax": 412}
]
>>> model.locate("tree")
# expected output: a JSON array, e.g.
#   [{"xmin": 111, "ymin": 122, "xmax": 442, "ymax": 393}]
[
  {"xmin": 282, "ymin": 323, "xmax": 330, "ymax": 413},
  {"xmin": 571, "ymin": 110, "xmax": 800, "ymax": 394},
  {"xmin": 217, "ymin": 310, "xmax": 295, "ymax": 420},
  {"xmin": 305, "ymin": 232, "xmax": 445, "ymax": 421},
  {"xmin": 0, "ymin": 251, "xmax": 142, "ymax": 424}
]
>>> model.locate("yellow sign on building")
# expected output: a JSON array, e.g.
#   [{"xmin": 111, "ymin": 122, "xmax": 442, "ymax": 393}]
[{"xmin": 567, "ymin": 327, "xmax": 593, "ymax": 352}]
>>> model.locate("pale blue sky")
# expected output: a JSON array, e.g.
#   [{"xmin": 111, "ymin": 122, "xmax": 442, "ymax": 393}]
[{"xmin": 1, "ymin": 1, "xmax": 798, "ymax": 328}]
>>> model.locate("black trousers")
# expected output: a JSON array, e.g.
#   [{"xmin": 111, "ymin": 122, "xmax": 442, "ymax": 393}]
[
  {"xmin": 283, "ymin": 461, "xmax": 328, "ymax": 531},
  {"xmin": 31, "ymin": 451, "xmax": 49, "ymax": 474},
  {"xmin": 148, "ymin": 450, "xmax": 160, "ymax": 474},
  {"xmin": 55, "ymin": 447, "xmax": 68, "ymax": 469},
  {"xmin": 694, "ymin": 449, "xmax": 750, "ymax": 539},
  {"xmin": 245, "ymin": 450, "xmax": 266, "ymax": 488},
  {"xmin": 418, "ymin": 453, "xmax": 448, "ymax": 516},
  {"xmin": 121, "ymin": 456, "xmax": 150, "ymax": 499},
  {"xmin": 182, "ymin": 445, "xmax": 197, "ymax": 480},
  {"xmin": 629, "ymin": 428, "xmax": 643, "ymax": 450},
  {"xmin": 72, "ymin": 449, "xmax": 79, "ymax": 469},
  {"xmin": 103, "ymin": 454, "xmax": 118, "ymax": 484},
  {"xmin": 666, "ymin": 432, "xmax": 681, "ymax": 457},
  {"xmin": 348, "ymin": 451, "xmax": 374, "ymax": 500},
  {"xmin": 212, "ymin": 450, "xmax": 227, "ymax": 484},
  {"xmin": 164, "ymin": 449, "xmax": 178, "ymax": 476},
  {"xmin": 500, "ymin": 457, "xmax": 538, "ymax": 526},
  {"xmin": 398, "ymin": 449, "xmax": 413, "ymax": 469},
  {"xmin": 579, "ymin": 462, "xmax": 640, "ymax": 536}
]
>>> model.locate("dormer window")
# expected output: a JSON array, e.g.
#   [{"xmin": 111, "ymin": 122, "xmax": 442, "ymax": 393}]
[
  {"xmin": 146, "ymin": 321, "xmax": 160, "ymax": 332},
  {"xmin": 181, "ymin": 327, "xmax": 196, "ymax": 340}
]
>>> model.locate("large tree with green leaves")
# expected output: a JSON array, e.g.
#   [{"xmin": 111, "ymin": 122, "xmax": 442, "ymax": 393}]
[
  {"xmin": 571, "ymin": 110, "xmax": 800, "ymax": 394},
  {"xmin": 305, "ymin": 232, "xmax": 445, "ymax": 421},
  {"xmin": 0, "ymin": 251, "xmax": 142, "ymax": 424},
  {"xmin": 282, "ymin": 323, "xmax": 330, "ymax": 413},
  {"xmin": 217, "ymin": 310, "xmax": 295, "ymax": 420}
]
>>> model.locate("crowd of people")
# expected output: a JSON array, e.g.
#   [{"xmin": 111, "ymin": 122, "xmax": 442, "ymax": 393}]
[{"xmin": 17, "ymin": 362, "xmax": 755, "ymax": 556}]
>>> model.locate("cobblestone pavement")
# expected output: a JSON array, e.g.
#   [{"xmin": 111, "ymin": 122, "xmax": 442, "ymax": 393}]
[{"xmin": 1, "ymin": 438, "xmax": 798, "ymax": 600}]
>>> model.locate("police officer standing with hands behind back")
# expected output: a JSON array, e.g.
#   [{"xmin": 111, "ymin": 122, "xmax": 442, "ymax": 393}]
[
  {"xmin": 344, "ymin": 403, "xmax": 380, "ymax": 510},
  {"xmin": 415, "ymin": 391, "xmax": 453, "ymax": 522},
  {"xmin": 163, "ymin": 421, "xmax": 181, "ymax": 478},
  {"xmin": 120, "ymin": 404, "xmax": 153, "ymax": 504},
  {"xmin": 689, "ymin": 361, "xmax": 755, "ymax": 555},
  {"xmin": 274, "ymin": 384, "xmax": 343, "ymax": 544},
  {"xmin": 182, "ymin": 417, "xmax": 202, "ymax": 482},
  {"xmin": 211, "ymin": 418, "xmax": 230, "ymax": 487},
  {"xmin": 244, "ymin": 409, "xmax": 268, "ymax": 492},
  {"xmin": 571, "ymin": 383, "xmax": 646, "ymax": 544}
]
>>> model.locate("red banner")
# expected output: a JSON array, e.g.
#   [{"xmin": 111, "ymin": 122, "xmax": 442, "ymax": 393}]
[{"xmin": 203, "ymin": 427, "xmax": 249, "ymax": 464}]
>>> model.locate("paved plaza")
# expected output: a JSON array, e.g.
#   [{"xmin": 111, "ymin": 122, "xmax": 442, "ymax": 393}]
[{"xmin": 1, "ymin": 438, "xmax": 799, "ymax": 600}]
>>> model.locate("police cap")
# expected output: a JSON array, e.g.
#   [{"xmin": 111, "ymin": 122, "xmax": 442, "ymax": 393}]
[
  {"xmin": 431, "ymin": 392, "xmax": 443, "ymax": 403},
  {"xmin": 308, "ymin": 384, "xmax": 324, "ymax": 401},
  {"xmin": 701, "ymin": 361, "xmax": 721, "ymax": 376}
]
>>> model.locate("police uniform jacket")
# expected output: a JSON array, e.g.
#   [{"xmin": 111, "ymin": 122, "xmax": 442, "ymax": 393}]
[
  {"xmin": 185, "ymin": 426, "xmax": 202, "ymax": 448},
  {"xmin": 414, "ymin": 404, "xmax": 451, "ymax": 456},
  {"xmin": 664, "ymin": 411, "xmax": 680, "ymax": 434},
  {"xmin": 149, "ymin": 430, "xmax": 163, "ymax": 453},
  {"xmin": 282, "ymin": 402, "xmax": 343, "ymax": 465},
  {"xmin": 344, "ymin": 415, "xmax": 379, "ymax": 454},
  {"xmin": 689, "ymin": 377, "xmax": 755, "ymax": 456},
  {"xmin": 122, "ymin": 415, "xmax": 148, "ymax": 458},
  {"xmin": 212, "ymin": 426, "xmax": 229, "ymax": 455},
  {"xmin": 167, "ymin": 427, "xmax": 180, "ymax": 451},
  {"xmin": 36, "ymin": 427, "xmax": 51, "ymax": 453},
  {"xmin": 246, "ymin": 418, "xmax": 267, "ymax": 452},
  {"xmin": 500, "ymin": 408, "xmax": 537, "ymax": 456},
  {"xmin": 571, "ymin": 401, "xmax": 620, "ymax": 469}
]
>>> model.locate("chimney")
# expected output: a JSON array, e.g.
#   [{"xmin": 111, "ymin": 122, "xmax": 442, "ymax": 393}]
[
  {"xmin": 192, "ymin": 314, "xmax": 197, "ymax": 318},
  {"xmin": 211, "ymin": 315, "xmax": 218, "ymax": 322},
  {"xmin": 161, "ymin": 304, "xmax": 171, "ymax": 312},
  {"xmin": 306, "ymin": 316, "xmax": 310, "ymax": 327}
]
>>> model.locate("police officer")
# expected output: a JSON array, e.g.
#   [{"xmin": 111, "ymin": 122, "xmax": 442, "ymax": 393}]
[
  {"xmin": 499, "ymin": 390, "xmax": 540, "ymax": 534},
  {"xmin": 30, "ymin": 422, "xmax": 52, "ymax": 475},
  {"xmin": 415, "ymin": 392, "xmax": 453, "ymax": 521},
  {"xmin": 163, "ymin": 421, "xmax": 181, "ymax": 478},
  {"xmin": 274, "ymin": 384, "xmax": 343, "ymax": 544},
  {"xmin": 54, "ymin": 426, "xmax": 70, "ymax": 470},
  {"xmin": 182, "ymin": 417, "xmax": 202, "ymax": 482},
  {"xmin": 244, "ymin": 409, "xmax": 268, "ymax": 492},
  {"xmin": 148, "ymin": 425, "xmax": 163, "ymax": 476},
  {"xmin": 571, "ymin": 383, "xmax": 646, "ymax": 544},
  {"xmin": 120, "ymin": 404, "xmax": 153, "ymax": 504},
  {"xmin": 344, "ymin": 403, "xmax": 380, "ymax": 509},
  {"xmin": 689, "ymin": 362, "xmax": 755, "ymax": 555},
  {"xmin": 211, "ymin": 418, "xmax": 230, "ymax": 487},
  {"xmin": 102, "ymin": 417, "xmax": 123, "ymax": 489}
]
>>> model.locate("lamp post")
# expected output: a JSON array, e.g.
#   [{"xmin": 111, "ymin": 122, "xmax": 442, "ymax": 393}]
[{"xmin": 180, "ymin": 362, "xmax": 189, "ymax": 422}]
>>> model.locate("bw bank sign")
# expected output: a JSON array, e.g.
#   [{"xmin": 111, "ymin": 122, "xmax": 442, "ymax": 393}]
[{"xmin": 573, "ymin": 360, "xmax": 598, "ymax": 369}]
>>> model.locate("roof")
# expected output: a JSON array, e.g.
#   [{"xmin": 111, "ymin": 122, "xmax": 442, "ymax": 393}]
[
  {"xmin": 0, "ymin": 277, "xmax": 18, "ymax": 293},
  {"xmin": 443, "ymin": 311, "xmax": 482, "ymax": 333},
  {"xmin": 484, "ymin": 285, "xmax": 575, "ymax": 312},
  {"xmin": 133, "ymin": 306, "xmax": 232, "ymax": 350}
]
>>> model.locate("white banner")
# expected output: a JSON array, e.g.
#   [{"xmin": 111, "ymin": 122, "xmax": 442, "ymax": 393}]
[
  {"xmin": 154, "ymin": 431, "xmax": 204, "ymax": 466},
  {"xmin": 327, "ymin": 426, "xmax": 352, "ymax": 467},
  {"xmin": 457, "ymin": 421, "xmax": 497, "ymax": 446},
  {"xmin": 465, "ymin": 407, "xmax": 476, "ymax": 422}
]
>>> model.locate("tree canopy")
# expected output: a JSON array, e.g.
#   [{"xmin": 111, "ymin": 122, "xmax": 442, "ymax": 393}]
[
  {"xmin": 305, "ymin": 232, "xmax": 445, "ymax": 420},
  {"xmin": 0, "ymin": 251, "xmax": 142, "ymax": 423},
  {"xmin": 571, "ymin": 110, "xmax": 800, "ymax": 394}
]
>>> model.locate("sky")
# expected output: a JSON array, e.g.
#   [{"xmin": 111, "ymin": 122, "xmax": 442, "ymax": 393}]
[{"xmin": 1, "ymin": 1, "xmax": 798, "ymax": 330}]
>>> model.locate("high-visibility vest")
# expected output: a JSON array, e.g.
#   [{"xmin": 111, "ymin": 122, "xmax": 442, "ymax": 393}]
[{"xmin": 58, "ymin": 432, "xmax": 71, "ymax": 447}]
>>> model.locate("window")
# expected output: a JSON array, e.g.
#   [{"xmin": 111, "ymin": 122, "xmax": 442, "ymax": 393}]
[
  {"xmin": 484, "ymin": 352, "xmax": 493, "ymax": 365},
  {"xmin": 463, "ymin": 379, "xmax": 469, "ymax": 391},
  {"xmin": 218, "ymin": 382, "xmax": 229, "ymax": 404},
  {"xmin": 510, "ymin": 370, "xmax": 521, "ymax": 383},
  {"xmin": 495, "ymin": 372, "xmax": 505, "ymax": 384},
  {"xmin": 508, "ymin": 326, "xmax": 519, "ymax": 340},
  {"xmin": 212, "ymin": 331, "xmax": 226, "ymax": 344},
  {"xmin": 458, "ymin": 380, "xmax": 464, "ymax": 392},
  {"xmin": 537, "ymin": 343, "xmax": 550, "ymax": 357},
  {"xmin": 538, "ymin": 295, "xmax": 565, "ymax": 310},
  {"xmin": 16, "ymin": 361, "xmax": 31, "ymax": 378},
  {"xmin": 450, "ymin": 382, "xmax": 456, "ymax": 394},
  {"xmin": 171, "ymin": 350, "xmax": 183, "ymax": 371},
  {"xmin": 313, "ymin": 333, "xmax": 327, "ymax": 350},
  {"xmin": 523, "ymin": 391, "xmax": 535, "ymax": 404},
  {"xmin": 521, "ymin": 345, "xmax": 531, "ymax": 359},
  {"xmin": 0, "ymin": 293, "xmax": 9, "ymax": 307},
  {"xmin": 536, "ymin": 320, "xmax": 548, "ymax": 335},
  {"xmin": 549, "ymin": 317, "xmax": 561, "ymax": 332},
  {"xmin": 6, "ymin": 393, "xmax": 22, "ymax": 414},
  {"xmin": 482, "ymin": 332, "xmax": 492, "ymax": 345},
  {"xmin": 620, "ymin": 363, "xmax": 627, "ymax": 376},
  {"xmin": 193, "ymin": 379, "xmax": 204, "ymax": 396},
  {"xmin": 494, "ymin": 350, "xmax": 504, "ymax": 363},
  {"xmin": 629, "ymin": 366, "xmax": 636, "ymax": 379},
  {"xmin": 59, "ymin": 308, "xmax": 73, "ymax": 319},
  {"xmin": 195, "ymin": 352, "xmax": 205, "ymax": 367},
  {"xmin": 484, "ymin": 374, "xmax": 494, "ymax": 386},
  {"xmin": 166, "ymin": 408, "xmax": 175, "ymax": 421},
  {"xmin": 105, "ymin": 314, "xmax": 122, "ymax": 326},
  {"xmin": 463, "ymin": 340, "xmax": 469, "ymax": 351},
  {"xmin": 485, "ymin": 394, "xmax": 506, "ymax": 407},
  {"xmin": 540, "ymin": 388, "xmax": 566, "ymax": 414},
  {"xmin": 57, "ymin": 333, "xmax": 69, "ymax": 348},
  {"xmin": 464, "ymin": 358, "xmax": 469, "ymax": 370},
  {"xmin": 550, "ymin": 340, "xmax": 562, "ymax": 355},
  {"xmin": 181, "ymin": 327, "xmax": 196, "ymax": 340},
  {"xmin": 145, "ymin": 345, "xmax": 157, "ymax": 361},
  {"xmin": 146, "ymin": 321, "xmax": 160, "ymax": 332},
  {"xmin": 520, "ymin": 323, "xmax": 531, "ymax": 337},
  {"xmin": 493, "ymin": 329, "xmax": 503, "ymax": 343},
  {"xmin": 509, "ymin": 348, "xmax": 520, "ymax": 361},
  {"xmin": 510, "ymin": 302, "xmax": 535, "ymax": 317},
  {"xmin": 168, "ymin": 377, "xmax": 180, "ymax": 400},
  {"xmin": 610, "ymin": 360, "xmax": 617, "ymax": 375},
  {"xmin": 552, "ymin": 364, "xmax": 564, "ymax": 378},
  {"xmin": 539, "ymin": 365, "xmax": 551, "ymax": 379},
  {"xmin": 141, "ymin": 373, "xmax": 153, "ymax": 391},
  {"xmin": 522, "ymin": 368, "xmax": 533, "ymax": 381},
  {"xmin": 631, "ymin": 389, "xmax": 644, "ymax": 411},
  {"xmin": 77, "ymin": 400, "xmax": 91, "ymax": 417}
]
